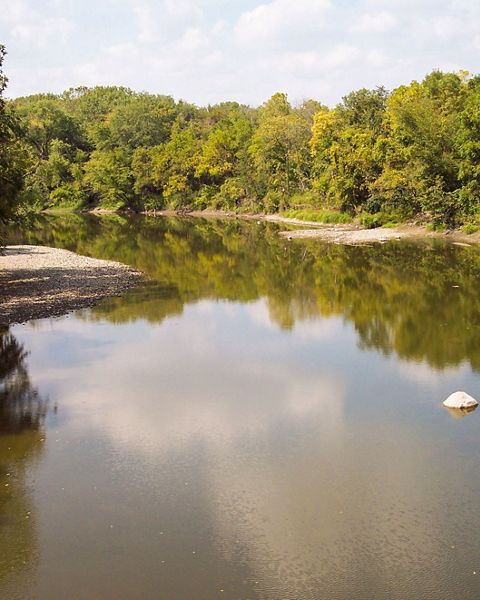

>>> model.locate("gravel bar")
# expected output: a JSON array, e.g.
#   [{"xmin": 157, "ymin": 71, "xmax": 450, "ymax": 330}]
[
  {"xmin": 279, "ymin": 227, "xmax": 407, "ymax": 244},
  {"xmin": 0, "ymin": 245, "xmax": 142, "ymax": 326}
]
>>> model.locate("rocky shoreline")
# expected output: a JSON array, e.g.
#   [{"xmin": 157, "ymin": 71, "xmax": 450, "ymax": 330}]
[{"xmin": 0, "ymin": 245, "xmax": 142, "ymax": 326}]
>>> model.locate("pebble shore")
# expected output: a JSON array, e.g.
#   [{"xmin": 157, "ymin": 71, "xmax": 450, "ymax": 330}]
[{"xmin": 0, "ymin": 245, "xmax": 142, "ymax": 326}]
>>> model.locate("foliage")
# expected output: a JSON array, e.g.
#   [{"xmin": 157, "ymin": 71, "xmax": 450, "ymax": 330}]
[
  {"xmin": 249, "ymin": 94, "xmax": 314, "ymax": 208},
  {"xmin": 83, "ymin": 148, "xmax": 134, "ymax": 209},
  {"xmin": 0, "ymin": 45, "xmax": 29, "ymax": 225},
  {"xmin": 359, "ymin": 213, "xmax": 384, "ymax": 229},
  {"xmin": 283, "ymin": 209, "xmax": 352, "ymax": 224},
  {"xmin": 2, "ymin": 49, "xmax": 480, "ymax": 226},
  {"xmin": 461, "ymin": 223, "xmax": 479, "ymax": 235}
]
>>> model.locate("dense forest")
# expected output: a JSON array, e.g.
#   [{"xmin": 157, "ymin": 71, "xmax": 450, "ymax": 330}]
[{"xmin": 1, "ymin": 44, "xmax": 480, "ymax": 229}]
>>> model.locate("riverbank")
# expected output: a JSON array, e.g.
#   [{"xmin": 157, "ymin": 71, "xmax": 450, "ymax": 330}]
[
  {"xmin": 43, "ymin": 206, "xmax": 480, "ymax": 245},
  {"xmin": 142, "ymin": 209, "xmax": 480, "ymax": 246},
  {"xmin": 0, "ymin": 246, "xmax": 141, "ymax": 326}
]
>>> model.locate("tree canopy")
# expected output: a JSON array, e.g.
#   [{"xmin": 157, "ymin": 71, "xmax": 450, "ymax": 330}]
[
  {"xmin": 0, "ymin": 46, "xmax": 28, "ymax": 224},
  {"xmin": 3, "ymin": 54, "xmax": 480, "ymax": 227}
]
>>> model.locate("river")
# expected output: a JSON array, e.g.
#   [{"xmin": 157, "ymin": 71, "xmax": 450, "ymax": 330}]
[{"xmin": 1, "ymin": 214, "xmax": 480, "ymax": 599}]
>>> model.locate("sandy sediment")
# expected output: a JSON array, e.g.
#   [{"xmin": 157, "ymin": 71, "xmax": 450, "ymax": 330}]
[
  {"xmin": 278, "ymin": 226, "xmax": 407, "ymax": 244},
  {"xmin": 0, "ymin": 245, "xmax": 142, "ymax": 326}
]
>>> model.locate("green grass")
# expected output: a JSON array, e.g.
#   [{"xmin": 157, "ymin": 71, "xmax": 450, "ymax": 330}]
[
  {"xmin": 461, "ymin": 223, "xmax": 479, "ymax": 235},
  {"xmin": 359, "ymin": 213, "xmax": 383, "ymax": 229},
  {"xmin": 43, "ymin": 206, "xmax": 80, "ymax": 214},
  {"xmin": 381, "ymin": 221, "xmax": 399, "ymax": 229},
  {"xmin": 359, "ymin": 212, "xmax": 401, "ymax": 229},
  {"xmin": 282, "ymin": 209, "xmax": 352, "ymax": 224},
  {"xmin": 426, "ymin": 222, "xmax": 447, "ymax": 232}
]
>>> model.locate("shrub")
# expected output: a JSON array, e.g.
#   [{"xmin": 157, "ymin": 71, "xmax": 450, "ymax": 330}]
[
  {"xmin": 461, "ymin": 223, "xmax": 479, "ymax": 235},
  {"xmin": 426, "ymin": 222, "xmax": 446, "ymax": 232},
  {"xmin": 283, "ymin": 209, "xmax": 352, "ymax": 224},
  {"xmin": 194, "ymin": 186, "xmax": 216, "ymax": 210},
  {"xmin": 360, "ymin": 213, "xmax": 383, "ymax": 229},
  {"xmin": 287, "ymin": 191, "xmax": 321, "ymax": 209},
  {"xmin": 381, "ymin": 221, "xmax": 399, "ymax": 229},
  {"xmin": 49, "ymin": 183, "xmax": 87, "ymax": 209},
  {"xmin": 262, "ymin": 190, "xmax": 283, "ymax": 213},
  {"xmin": 213, "ymin": 179, "xmax": 247, "ymax": 211},
  {"xmin": 360, "ymin": 211, "xmax": 402, "ymax": 229}
]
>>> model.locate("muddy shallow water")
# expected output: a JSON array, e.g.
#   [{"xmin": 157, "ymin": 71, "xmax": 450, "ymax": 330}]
[{"xmin": 1, "ymin": 215, "xmax": 480, "ymax": 599}]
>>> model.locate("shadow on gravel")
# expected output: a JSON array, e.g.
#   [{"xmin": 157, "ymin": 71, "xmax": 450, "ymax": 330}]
[
  {"xmin": 0, "ymin": 265, "xmax": 141, "ymax": 326},
  {"xmin": 3, "ymin": 247, "xmax": 49, "ymax": 257}
]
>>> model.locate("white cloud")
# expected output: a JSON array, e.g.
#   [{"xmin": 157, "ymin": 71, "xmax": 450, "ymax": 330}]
[
  {"xmin": 105, "ymin": 42, "xmax": 138, "ymax": 59},
  {"xmin": 264, "ymin": 51, "xmax": 324, "ymax": 79},
  {"xmin": 177, "ymin": 27, "xmax": 210, "ymax": 52},
  {"xmin": 322, "ymin": 44, "xmax": 360, "ymax": 68},
  {"xmin": 432, "ymin": 15, "xmax": 461, "ymax": 37},
  {"xmin": 163, "ymin": 0, "xmax": 203, "ymax": 19},
  {"xmin": 263, "ymin": 44, "xmax": 362, "ymax": 81},
  {"xmin": 212, "ymin": 20, "xmax": 226, "ymax": 35},
  {"xmin": 132, "ymin": 3, "xmax": 157, "ymax": 44},
  {"xmin": 0, "ymin": 0, "xmax": 74, "ymax": 48},
  {"xmin": 351, "ymin": 11, "xmax": 398, "ymax": 33},
  {"xmin": 2, "ymin": 0, "xmax": 480, "ymax": 106},
  {"xmin": 366, "ymin": 49, "xmax": 390, "ymax": 67},
  {"xmin": 15, "ymin": 17, "xmax": 73, "ymax": 47},
  {"xmin": 235, "ymin": 0, "xmax": 331, "ymax": 47}
]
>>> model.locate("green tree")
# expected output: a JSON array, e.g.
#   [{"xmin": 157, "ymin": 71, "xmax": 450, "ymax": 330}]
[
  {"xmin": 147, "ymin": 121, "xmax": 201, "ymax": 208},
  {"xmin": 4, "ymin": 63, "xmax": 480, "ymax": 225},
  {"xmin": 193, "ymin": 105, "xmax": 255, "ymax": 209},
  {"xmin": 84, "ymin": 148, "xmax": 134, "ymax": 209},
  {"xmin": 311, "ymin": 94, "xmax": 384, "ymax": 214},
  {"xmin": 62, "ymin": 86, "xmax": 133, "ymax": 148},
  {"xmin": 0, "ymin": 45, "xmax": 28, "ymax": 224},
  {"xmin": 337, "ymin": 87, "xmax": 388, "ymax": 134},
  {"xmin": 98, "ymin": 94, "xmax": 177, "ymax": 152},
  {"xmin": 249, "ymin": 94, "xmax": 312, "ymax": 209},
  {"xmin": 379, "ymin": 72, "xmax": 467, "ymax": 224},
  {"xmin": 457, "ymin": 77, "xmax": 480, "ymax": 217},
  {"xmin": 13, "ymin": 96, "xmax": 82, "ymax": 160}
]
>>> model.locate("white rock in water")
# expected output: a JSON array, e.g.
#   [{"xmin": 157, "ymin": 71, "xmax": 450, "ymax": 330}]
[{"xmin": 443, "ymin": 391, "xmax": 478, "ymax": 409}]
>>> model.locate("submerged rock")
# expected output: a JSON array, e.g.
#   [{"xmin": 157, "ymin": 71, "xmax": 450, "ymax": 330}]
[{"xmin": 443, "ymin": 391, "xmax": 478, "ymax": 409}]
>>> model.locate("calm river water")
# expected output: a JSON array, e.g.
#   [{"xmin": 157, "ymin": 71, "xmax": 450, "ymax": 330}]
[{"xmin": 1, "ymin": 215, "xmax": 480, "ymax": 599}]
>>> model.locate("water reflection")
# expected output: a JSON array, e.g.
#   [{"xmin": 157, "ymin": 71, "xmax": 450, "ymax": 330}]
[
  {"xmin": 3, "ymin": 214, "xmax": 480, "ymax": 598},
  {"xmin": 0, "ymin": 327, "xmax": 47, "ymax": 587},
  {"xmin": 443, "ymin": 405, "xmax": 478, "ymax": 419},
  {"xmin": 0, "ymin": 327, "xmax": 48, "ymax": 433},
  {"xmin": 7, "ymin": 301, "xmax": 480, "ymax": 599},
  {"xmin": 14, "ymin": 214, "xmax": 480, "ymax": 370}
]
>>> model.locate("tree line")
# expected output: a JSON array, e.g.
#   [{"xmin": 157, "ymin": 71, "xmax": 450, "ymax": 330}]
[{"xmin": 1, "ymin": 44, "xmax": 480, "ymax": 228}]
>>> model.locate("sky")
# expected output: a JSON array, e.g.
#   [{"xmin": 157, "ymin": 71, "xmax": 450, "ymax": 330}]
[{"xmin": 0, "ymin": 0, "xmax": 479, "ymax": 107}]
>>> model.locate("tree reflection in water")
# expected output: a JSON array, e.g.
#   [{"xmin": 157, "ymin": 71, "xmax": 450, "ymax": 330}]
[
  {"xmin": 0, "ymin": 327, "xmax": 47, "ymax": 582},
  {"xmin": 0, "ymin": 327, "xmax": 47, "ymax": 433},
  {"xmin": 11, "ymin": 213, "xmax": 480, "ymax": 370}
]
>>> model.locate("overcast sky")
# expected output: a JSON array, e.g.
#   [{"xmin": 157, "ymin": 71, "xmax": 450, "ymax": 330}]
[{"xmin": 1, "ymin": 0, "xmax": 479, "ymax": 106}]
